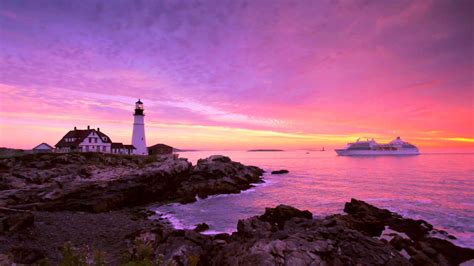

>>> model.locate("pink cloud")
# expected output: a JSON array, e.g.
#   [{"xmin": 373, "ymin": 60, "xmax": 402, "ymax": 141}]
[{"xmin": 0, "ymin": 0, "xmax": 472, "ymax": 149}]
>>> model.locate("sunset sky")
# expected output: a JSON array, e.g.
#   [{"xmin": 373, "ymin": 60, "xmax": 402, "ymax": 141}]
[{"xmin": 0, "ymin": 0, "xmax": 473, "ymax": 150}]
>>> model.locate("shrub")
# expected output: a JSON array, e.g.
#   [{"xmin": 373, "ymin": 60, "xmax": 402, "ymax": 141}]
[
  {"xmin": 143, "ymin": 155, "xmax": 157, "ymax": 164},
  {"xmin": 59, "ymin": 242, "xmax": 87, "ymax": 266}
]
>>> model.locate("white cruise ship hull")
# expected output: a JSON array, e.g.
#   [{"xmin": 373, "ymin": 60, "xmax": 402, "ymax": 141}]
[{"xmin": 335, "ymin": 149, "xmax": 419, "ymax": 156}]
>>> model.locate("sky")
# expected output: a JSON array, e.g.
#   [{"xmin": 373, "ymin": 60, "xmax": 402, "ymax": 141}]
[{"xmin": 0, "ymin": 0, "xmax": 473, "ymax": 150}]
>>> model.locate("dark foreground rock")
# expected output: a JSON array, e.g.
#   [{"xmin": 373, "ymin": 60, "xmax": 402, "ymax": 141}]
[
  {"xmin": 0, "ymin": 209, "xmax": 160, "ymax": 264},
  {"xmin": 194, "ymin": 223, "xmax": 210, "ymax": 232},
  {"xmin": 271, "ymin": 169, "xmax": 289, "ymax": 174},
  {"xmin": 0, "ymin": 207, "xmax": 34, "ymax": 232},
  {"xmin": 0, "ymin": 153, "xmax": 263, "ymax": 212},
  {"xmin": 128, "ymin": 200, "xmax": 474, "ymax": 266},
  {"xmin": 337, "ymin": 199, "xmax": 474, "ymax": 265},
  {"xmin": 1, "ymin": 200, "xmax": 473, "ymax": 265}
]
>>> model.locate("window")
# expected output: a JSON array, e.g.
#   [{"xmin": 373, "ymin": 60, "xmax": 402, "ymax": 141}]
[
  {"xmin": 94, "ymin": 138, "xmax": 97, "ymax": 143},
  {"xmin": 102, "ymin": 146, "xmax": 106, "ymax": 152},
  {"xmin": 89, "ymin": 138, "xmax": 92, "ymax": 143},
  {"xmin": 103, "ymin": 137, "xmax": 107, "ymax": 141},
  {"xmin": 85, "ymin": 146, "xmax": 89, "ymax": 152}
]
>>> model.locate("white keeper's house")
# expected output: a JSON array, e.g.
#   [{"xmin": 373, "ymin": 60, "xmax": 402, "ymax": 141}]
[{"xmin": 55, "ymin": 125, "xmax": 135, "ymax": 154}]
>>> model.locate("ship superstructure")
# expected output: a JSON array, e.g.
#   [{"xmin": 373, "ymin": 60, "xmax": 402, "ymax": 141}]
[{"xmin": 335, "ymin": 137, "xmax": 419, "ymax": 156}]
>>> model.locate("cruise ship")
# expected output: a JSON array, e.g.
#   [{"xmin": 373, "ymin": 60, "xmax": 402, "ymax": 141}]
[{"xmin": 335, "ymin": 137, "xmax": 419, "ymax": 156}]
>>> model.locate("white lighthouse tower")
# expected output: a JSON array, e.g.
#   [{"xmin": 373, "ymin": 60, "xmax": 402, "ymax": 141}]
[{"xmin": 132, "ymin": 99, "xmax": 147, "ymax": 155}]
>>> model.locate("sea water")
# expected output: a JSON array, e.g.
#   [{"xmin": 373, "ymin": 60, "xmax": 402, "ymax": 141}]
[{"xmin": 152, "ymin": 150, "xmax": 474, "ymax": 248}]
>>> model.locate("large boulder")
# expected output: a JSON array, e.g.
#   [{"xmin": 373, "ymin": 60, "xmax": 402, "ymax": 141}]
[
  {"xmin": 176, "ymin": 155, "xmax": 264, "ymax": 201},
  {"xmin": 193, "ymin": 155, "xmax": 263, "ymax": 181},
  {"xmin": 260, "ymin": 204, "xmax": 312, "ymax": 229},
  {"xmin": 338, "ymin": 198, "xmax": 474, "ymax": 265}
]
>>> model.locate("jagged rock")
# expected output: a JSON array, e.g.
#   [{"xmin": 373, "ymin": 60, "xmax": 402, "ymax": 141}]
[
  {"xmin": 127, "ymin": 201, "xmax": 473, "ymax": 266},
  {"xmin": 260, "ymin": 204, "xmax": 312, "ymax": 229},
  {"xmin": 338, "ymin": 198, "xmax": 474, "ymax": 265},
  {"xmin": 193, "ymin": 223, "xmax": 209, "ymax": 232},
  {"xmin": 42, "ymin": 189, "xmax": 64, "ymax": 201},
  {"xmin": 271, "ymin": 170, "xmax": 289, "ymax": 175},
  {"xmin": 0, "ymin": 153, "xmax": 263, "ymax": 212},
  {"xmin": 10, "ymin": 247, "xmax": 45, "ymax": 264},
  {"xmin": 0, "ymin": 208, "xmax": 34, "ymax": 232}
]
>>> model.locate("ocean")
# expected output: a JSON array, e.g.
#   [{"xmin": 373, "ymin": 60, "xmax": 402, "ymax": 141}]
[{"xmin": 152, "ymin": 150, "xmax": 474, "ymax": 248}]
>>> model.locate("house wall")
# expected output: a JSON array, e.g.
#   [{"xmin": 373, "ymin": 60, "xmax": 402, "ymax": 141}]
[
  {"xmin": 56, "ymin": 147, "xmax": 71, "ymax": 153},
  {"xmin": 111, "ymin": 148, "xmax": 125, "ymax": 154},
  {"xmin": 34, "ymin": 144, "xmax": 53, "ymax": 150},
  {"xmin": 78, "ymin": 132, "xmax": 112, "ymax": 153}
]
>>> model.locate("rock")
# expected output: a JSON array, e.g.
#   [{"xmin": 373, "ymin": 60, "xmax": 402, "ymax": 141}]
[
  {"xmin": 260, "ymin": 204, "xmax": 312, "ymax": 229},
  {"xmin": 0, "ymin": 208, "xmax": 34, "ymax": 232},
  {"xmin": 194, "ymin": 203, "xmax": 411, "ymax": 265},
  {"xmin": 424, "ymin": 237, "xmax": 474, "ymax": 265},
  {"xmin": 209, "ymin": 155, "xmax": 231, "ymax": 163},
  {"xmin": 42, "ymin": 189, "xmax": 64, "ymax": 201},
  {"xmin": 140, "ymin": 201, "xmax": 470, "ymax": 266},
  {"xmin": 214, "ymin": 233, "xmax": 230, "ymax": 242},
  {"xmin": 194, "ymin": 223, "xmax": 209, "ymax": 232},
  {"xmin": 0, "ymin": 254, "xmax": 13, "ymax": 265},
  {"xmin": 0, "ymin": 153, "xmax": 263, "ymax": 213},
  {"xmin": 10, "ymin": 247, "xmax": 45, "ymax": 264},
  {"xmin": 271, "ymin": 170, "xmax": 289, "ymax": 175},
  {"xmin": 338, "ymin": 198, "xmax": 474, "ymax": 265}
]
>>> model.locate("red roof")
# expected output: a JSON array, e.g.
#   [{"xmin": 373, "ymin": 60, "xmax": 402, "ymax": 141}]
[
  {"xmin": 55, "ymin": 129, "xmax": 112, "ymax": 148},
  {"xmin": 123, "ymin": 145, "xmax": 136, "ymax": 150},
  {"xmin": 111, "ymin": 142, "xmax": 124, "ymax": 149},
  {"xmin": 148, "ymin": 143, "xmax": 173, "ymax": 150}
]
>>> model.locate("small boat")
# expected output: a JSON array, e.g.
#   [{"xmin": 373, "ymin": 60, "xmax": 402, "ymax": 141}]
[{"xmin": 335, "ymin": 137, "xmax": 419, "ymax": 156}]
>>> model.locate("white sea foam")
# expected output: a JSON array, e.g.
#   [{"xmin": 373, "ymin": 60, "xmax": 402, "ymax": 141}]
[{"xmin": 378, "ymin": 226, "xmax": 410, "ymax": 242}]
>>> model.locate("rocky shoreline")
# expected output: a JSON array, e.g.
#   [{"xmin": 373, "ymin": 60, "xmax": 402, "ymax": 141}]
[
  {"xmin": 133, "ymin": 200, "xmax": 474, "ymax": 265},
  {"xmin": 0, "ymin": 153, "xmax": 264, "ymax": 212},
  {"xmin": 1, "ymin": 153, "xmax": 473, "ymax": 265}
]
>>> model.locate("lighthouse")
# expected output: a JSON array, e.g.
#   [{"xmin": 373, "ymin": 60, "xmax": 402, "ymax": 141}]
[{"xmin": 132, "ymin": 99, "xmax": 147, "ymax": 155}]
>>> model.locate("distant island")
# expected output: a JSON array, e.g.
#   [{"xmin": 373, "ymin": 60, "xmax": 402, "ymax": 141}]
[{"xmin": 247, "ymin": 149, "xmax": 284, "ymax": 152}]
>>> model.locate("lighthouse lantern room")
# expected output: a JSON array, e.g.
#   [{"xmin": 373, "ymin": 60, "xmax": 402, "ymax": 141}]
[{"xmin": 131, "ymin": 99, "xmax": 147, "ymax": 155}]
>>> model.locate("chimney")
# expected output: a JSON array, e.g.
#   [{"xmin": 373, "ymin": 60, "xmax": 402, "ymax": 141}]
[
  {"xmin": 97, "ymin": 128, "xmax": 100, "ymax": 132},
  {"xmin": 87, "ymin": 125, "xmax": 90, "ymax": 130},
  {"xmin": 74, "ymin": 126, "xmax": 77, "ymax": 131}
]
